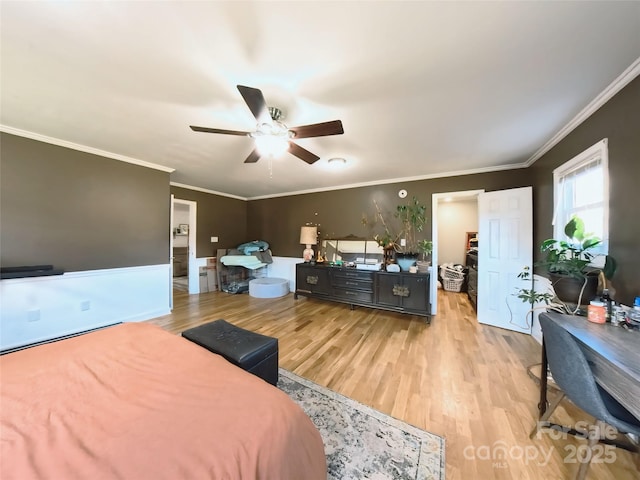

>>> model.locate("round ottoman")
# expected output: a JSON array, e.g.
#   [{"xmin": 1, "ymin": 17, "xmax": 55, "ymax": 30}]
[{"xmin": 249, "ymin": 277, "xmax": 289, "ymax": 298}]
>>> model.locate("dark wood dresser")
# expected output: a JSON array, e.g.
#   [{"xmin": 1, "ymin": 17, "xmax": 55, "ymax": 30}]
[{"xmin": 294, "ymin": 263, "xmax": 431, "ymax": 320}]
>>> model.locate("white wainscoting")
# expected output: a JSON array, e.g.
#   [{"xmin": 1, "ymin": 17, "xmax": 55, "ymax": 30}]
[
  {"xmin": 0, "ymin": 264, "xmax": 171, "ymax": 351},
  {"xmin": 266, "ymin": 256, "xmax": 304, "ymax": 292}
]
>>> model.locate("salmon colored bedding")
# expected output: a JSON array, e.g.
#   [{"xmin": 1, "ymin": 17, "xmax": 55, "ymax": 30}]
[{"xmin": 0, "ymin": 323, "xmax": 326, "ymax": 479}]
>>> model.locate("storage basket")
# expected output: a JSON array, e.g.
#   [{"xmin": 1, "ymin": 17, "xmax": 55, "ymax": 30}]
[
  {"xmin": 443, "ymin": 277, "xmax": 464, "ymax": 292},
  {"xmin": 443, "ymin": 266, "xmax": 465, "ymax": 280}
]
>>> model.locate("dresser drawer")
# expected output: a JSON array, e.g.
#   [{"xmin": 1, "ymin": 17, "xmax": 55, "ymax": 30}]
[
  {"xmin": 331, "ymin": 277, "xmax": 373, "ymax": 291},
  {"xmin": 332, "ymin": 288, "xmax": 374, "ymax": 304},
  {"xmin": 331, "ymin": 270, "xmax": 374, "ymax": 282}
]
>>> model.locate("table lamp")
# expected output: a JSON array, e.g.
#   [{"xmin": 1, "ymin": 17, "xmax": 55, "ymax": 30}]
[{"xmin": 300, "ymin": 226, "xmax": 317, "ymax": 262}]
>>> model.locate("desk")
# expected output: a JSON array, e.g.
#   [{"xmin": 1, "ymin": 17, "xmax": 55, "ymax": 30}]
[{"xmin": 538, "ymin": 312, "xmax": 640, "ymax": 420}]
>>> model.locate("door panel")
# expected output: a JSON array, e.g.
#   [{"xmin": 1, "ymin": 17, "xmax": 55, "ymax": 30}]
[{"xmin": 478, "ymin": 187, "xmax": 533, "ymax": 333}]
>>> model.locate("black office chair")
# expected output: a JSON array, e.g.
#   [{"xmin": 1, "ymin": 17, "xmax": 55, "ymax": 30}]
[{"xmin": 537, "ymin": 315, "xmax": 640, "ymax": 479}]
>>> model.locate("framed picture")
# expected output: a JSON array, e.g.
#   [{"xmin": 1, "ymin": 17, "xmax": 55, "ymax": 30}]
[{"xmin": 178, "ymin": 224, "xmax": 189, "ymax": 235}]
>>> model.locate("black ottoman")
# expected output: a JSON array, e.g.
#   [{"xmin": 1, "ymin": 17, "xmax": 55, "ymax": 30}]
[{"xmin": 182, "ymin": 319, "xmax": 279, "ymax": 385}]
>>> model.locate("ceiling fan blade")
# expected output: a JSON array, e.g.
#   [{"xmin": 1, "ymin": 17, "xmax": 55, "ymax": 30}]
[
  {"xmin": 289, "ymin": 120, "xmax": 344, "ymax": 139},
  {"xmin": 288, "ymin": 141, "xmax": 320, "ymax": 164},
  {"xmin": 237, "ymin": 85, "xmax": 271, "ymax": 124},
  {"xmin": 190, "ymin": 125, "xmax": 250, "ymax": 136},
  {"xmin": 244, "ymin": 148, "xmax": 261, "ymax": 164}
]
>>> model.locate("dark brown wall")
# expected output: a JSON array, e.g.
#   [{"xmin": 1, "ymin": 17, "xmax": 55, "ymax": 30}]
[
  {"xmin": 170, "ymin": 186, "xmax": 247, "ymax": 257},
  {"xmin": 0, "ymin": 133, "xmax": 170, "ymax": 272},
  {"xmin": 247, "ymin": 169, "xmax": 531, "ymax": 257},
  {"xmin": 530, "ymin": 76, "xmax": 640, "ymax": 306}
]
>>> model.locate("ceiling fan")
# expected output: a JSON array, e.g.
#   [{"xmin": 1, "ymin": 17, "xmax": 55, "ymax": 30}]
[{"xmin": 190, "ymin": 85, "xmax": 344, "ymax": 164}]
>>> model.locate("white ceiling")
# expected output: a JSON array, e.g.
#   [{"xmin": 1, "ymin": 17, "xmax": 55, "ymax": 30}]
[{"xmin": 2, "ymin": 1, "xmax": 639, "ymax": 200}]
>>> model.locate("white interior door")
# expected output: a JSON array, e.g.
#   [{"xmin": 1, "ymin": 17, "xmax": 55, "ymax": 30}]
[
  {"xmin": 169, "ymin": 195, "xmax": 175, "ymax": 309},
  {"xmin": 477, "ymin": 187, "xmax": 533, "ymax": 333}
]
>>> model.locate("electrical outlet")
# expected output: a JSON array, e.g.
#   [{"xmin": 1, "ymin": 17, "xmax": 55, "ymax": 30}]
[
  {"xmin": 211, "ymin": 236, "xmax": 218, "ymax": 243},
  {"xmin": 81, "ymin": 300, "xmax": 91, "ymax": 311},
  {"xmin": 27, "ymin": 309, "xmax": 40, "ymax": 322},
  {"xmin": 400, "ymin": 238, "xmax": 406, "ymax": 247}
]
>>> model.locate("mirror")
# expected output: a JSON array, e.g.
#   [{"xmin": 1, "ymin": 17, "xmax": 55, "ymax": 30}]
[{"xmin": 321, "ymin": 237, "xmax": 384, "ymax": 264}]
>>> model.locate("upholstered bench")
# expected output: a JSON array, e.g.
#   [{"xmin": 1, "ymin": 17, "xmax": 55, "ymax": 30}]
[{"xmin": 181, "ymin": 319, "xmax": 279, "ymax": 385}]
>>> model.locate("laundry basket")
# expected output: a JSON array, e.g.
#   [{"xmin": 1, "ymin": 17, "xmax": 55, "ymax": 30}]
[
  {"xmin": 443, "ymin": 277, "xmax": 465, "ymax": 292},
  {"xmin": 442, "ymin": 266, "xmax": 465, "ymax": 292}
]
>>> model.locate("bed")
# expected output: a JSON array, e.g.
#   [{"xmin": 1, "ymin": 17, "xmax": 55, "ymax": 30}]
[{"xmin": 0, "ymin": 322, "xmax": 326, "ymax": 479}]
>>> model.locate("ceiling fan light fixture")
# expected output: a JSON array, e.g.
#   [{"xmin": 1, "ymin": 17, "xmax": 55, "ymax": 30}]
[
  {"xmin": 251, "ymin": 118, "xmax": 292, "ymax": 157},
  {"xmin": 253, "ymin": 133, "xmax": 290, "ymax": 157}
]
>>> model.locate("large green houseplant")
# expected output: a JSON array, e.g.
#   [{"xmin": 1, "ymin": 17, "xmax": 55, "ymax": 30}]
[
  {"xmin": 366, "ymin": 196, "xmax": 428, "ymax": 271},
  {"xmin": 537, "ymin": 215, "xmax": 616, "ymax": 305},
  {"xmin": 394, "ymin": 197, "xmax": 427, "ymax": 254}
]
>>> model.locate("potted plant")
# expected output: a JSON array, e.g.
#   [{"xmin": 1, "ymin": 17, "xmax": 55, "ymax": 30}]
[
  {"xmin": 416, "ymin": 239, "xmax": 433, "ymax": 273},
  {"xmin": 537, "ymin": 215, "xmax": 616, "ymax": 305},
  {"xmin": 365, "ymin": 197, "xmax": 427, "ymax": 271},
  {"xmin": 395, "ymin": 197, "xmax": 427, "ymax": 250}
]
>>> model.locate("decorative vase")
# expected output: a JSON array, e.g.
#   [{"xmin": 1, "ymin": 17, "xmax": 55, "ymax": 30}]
[
  {"xmin": 416, "ymin": 261, "xmax": 430, "ymax": 274},
  {"xmin": 396, "ymin": 254, "xmax": 418, "ymax": 272}
]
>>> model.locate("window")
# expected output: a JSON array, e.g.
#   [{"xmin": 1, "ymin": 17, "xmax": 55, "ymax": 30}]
[{"xmin": 553, "ymin": 139, "xmax": 609, "ymax": 258}]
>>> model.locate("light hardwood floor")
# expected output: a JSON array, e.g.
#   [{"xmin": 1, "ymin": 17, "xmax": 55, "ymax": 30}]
[{"xmin": 148, "ymin": 288, "xmax": 638, "ymax": 479}]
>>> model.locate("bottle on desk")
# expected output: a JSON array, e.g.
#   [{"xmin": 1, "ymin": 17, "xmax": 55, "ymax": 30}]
[
  {"xmin": 600, "ymin": 288, "xmax": 613, "ymax": 322},
  {"xmin": 612, "ymin": 303, "xmax": 626, "ymax": 326}
]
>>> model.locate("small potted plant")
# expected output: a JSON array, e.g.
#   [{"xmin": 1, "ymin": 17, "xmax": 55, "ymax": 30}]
[
  {"xmin": 416, "ymin": 239, "xmax": 433, "ymax": 273},
  {"xmin": 537, "ymin": 215, "xmax": 616, "ymax": 305}
]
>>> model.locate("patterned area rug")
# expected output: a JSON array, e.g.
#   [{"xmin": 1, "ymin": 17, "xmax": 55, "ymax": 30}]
[{"xmin": 278, "ymin": 369, "xmax": 445, "ymax": 480}]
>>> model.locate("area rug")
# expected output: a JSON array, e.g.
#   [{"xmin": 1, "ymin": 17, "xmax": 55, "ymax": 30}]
[{"xmin": 278, "ymin": 369, "xmax": 445, "ymax": 480}]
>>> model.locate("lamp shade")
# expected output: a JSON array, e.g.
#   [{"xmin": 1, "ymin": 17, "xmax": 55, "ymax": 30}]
[{"xmin": 300, "ymin": 226, "xmax": 318, "ymax": 245}]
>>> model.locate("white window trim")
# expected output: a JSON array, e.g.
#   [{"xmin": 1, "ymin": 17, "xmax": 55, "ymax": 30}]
[{"xmin": 552, "ymin": 138, "xmax": 609, "ymax": 257}]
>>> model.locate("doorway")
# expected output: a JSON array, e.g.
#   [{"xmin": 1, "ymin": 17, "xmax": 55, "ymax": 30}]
[
  {"xmin": 171, "ymin": 197, "xmax": 197, "ymax": 302},
  {"xmin": 430, "ymin": 190, "xmax": 483, "ymax": 315},
  {"xmin": 431, "ymin": 187, "xmax": 533, "ymax": 333}
]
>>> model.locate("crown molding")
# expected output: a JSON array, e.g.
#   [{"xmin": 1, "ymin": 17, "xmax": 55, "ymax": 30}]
[
  {"xmin": 246, "ymin": 162, "xmax": 527, "ymax": 200},
  {"xmin": 525, "ymin": 56, "xmax": 640, "ymax": 167},
  {"xmin": 0, "ymin": 125, "xmax": 175, "ymax": 173},
  {"xmin": 170, "ymin": 182, "xmax": 247, "ymax": 201}
]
